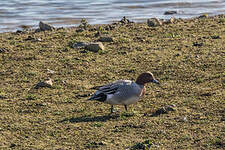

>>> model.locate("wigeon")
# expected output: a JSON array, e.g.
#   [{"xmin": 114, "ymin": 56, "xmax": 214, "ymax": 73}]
[{"xmin": 88, "ymin": 72, "xmax": 159, "ymax": 113}]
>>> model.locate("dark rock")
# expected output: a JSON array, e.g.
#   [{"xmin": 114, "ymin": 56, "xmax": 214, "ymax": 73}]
[
  {"xmin": 199, "ymin": 14, "xmax": 209, "ymax": 18},
  {"xmin": 75, "ymin": 93, "xmax": 91, "ymax": 98},
  {"xmin": 25, "ymin": 36, "xmax": 35, "ymax": 41},
  {"xmin": 148, "ymin": 105, "xmax": 176, "ymax": 117},
  {"xmin": 193, "ymin": 42, "xmax": 203, "ymax": 47},
  {"xmin": 94, "ymin": 31, "xmax": 101, "ymax": 37},
  {"xmin": 211, "ymin": 35, "xmax": 220, "ymax": 39},
  {"xmin": 120, "ymin": 16, "xmax": 133, "ymax": 24},
  {"xmin": 164, "ymin": 11, "xmax": 177, "ymax": 15},
  {"xmin": 16, "ymin": 30, "xmax": 25, "ymax": 34},
  {"xmin": 0, "ymin": 48, "xmax": 6, "ymax": 53},
  {"xmin": 34, "ymin": 28, "xmax": 41, "ymax": 33},
  {"xmin": 10, "ymin": 143, "xmax": 16, "ymax": 148},
  {"xmin": 76, "ymin": 28, "xmax": 85, "ymax": 32},
  {"xmin": 200, "ymin": 92, "xmax": 215, "ymax": 97},
  {"xmin": 147, "ymin": 18, "xmax": 162, "ymax": 27},
  {"xmin": 39, "ymin": 21, "xmax": 55, "ymax": 31},
  {"xmin": 98, "ymin": 36, "xmax": 114, "ymax": 42}
]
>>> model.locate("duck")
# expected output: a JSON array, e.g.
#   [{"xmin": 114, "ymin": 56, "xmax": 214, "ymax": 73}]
[{"xmin": 88, "ymin": 72, "xmax": 159, "ymax": 113}]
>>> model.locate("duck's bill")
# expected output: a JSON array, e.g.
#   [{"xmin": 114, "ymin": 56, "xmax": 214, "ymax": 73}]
[{"xmin": 152, "ymin": 79, "xmax": 160, "ymax": 84}]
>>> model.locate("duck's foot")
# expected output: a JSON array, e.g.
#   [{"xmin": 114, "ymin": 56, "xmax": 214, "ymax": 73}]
[{"xmin": 110, "ymin": 105, "xmax": 119, "ymax": 113}]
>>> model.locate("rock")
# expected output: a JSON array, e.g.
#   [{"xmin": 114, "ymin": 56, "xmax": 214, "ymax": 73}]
[
  {"xmin": 34, "ymin": 78, "xmax": 53, "ymax": 89},
  {"xmin": 47, "ymin": 69, "xmax": 55, "ymax": 75},
  {"xmin": 211, "ymin": 35, "xmax": 220, "ymax": 39},
  {"xmin": 199, "ymin": 14, "xmax": 208, "ymax": 18},
  {"xmin": 147, "ymin": 18, "xmax": 162, "ymax": 27},
  {"xmin": 149, "ymin": 105, "xmax": 176, "ymax": 117},
  {"xmin": 34, "ymin": 28, "xmax": 41, "ymax": 33},
  {"xmin": 10, "ymin": 143, "xmax": 16, "ymax": 148},
  {"xmin": 169, "ymin": 17, "xmax": 176, "ymax": 23},
  {"xmin": 0, "ymin": 48, "xmax": 6, "ymax": 53},
  {"xmin": 71, "ymin": 42, "xmax": 104, "ymax": 52},
  {"xmin": 193, "ymin": 42, "xmax": 203, "ymax": 47},
  {"xmin": 25, "ymin": 36, "xmax": 35, "ymax": 41},
  {"xmin": 16, "ymin": 30, "xmax": 25, "ymax": 34},
  {"xmin": 164, "ymin": 11, "xmax": 177, "ymax": 15},
  {"xmin": 72, "ymin": 42, "xmax": 88, "ymax": 49},
  {"xmin": 94, "ymin": 31, "xmax": 101, "ymax": 37},
  {"xmin": 39, "ymin": 21, "xmax": 55, "ymax": 31},
  {"xmin": 85, "ymin": 42, "xmax": 104, "ymax": 52},
  {"xmin": 98, "ymin": 36, "xmax": 113, "ymax": 42},
  {"xmin": 120, "ymin": 16, "xmax": 133, "ymax": 24}
]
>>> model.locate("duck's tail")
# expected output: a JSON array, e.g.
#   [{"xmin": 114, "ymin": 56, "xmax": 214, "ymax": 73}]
[{"xmin": 88, "ymin": 93, "xmax": 107, "ymax": 102}]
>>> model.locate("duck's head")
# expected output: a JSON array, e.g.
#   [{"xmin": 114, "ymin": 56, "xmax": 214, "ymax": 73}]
[{"xmin": 136, "ymin": 72, "xmax": 159, "ymax": 85}]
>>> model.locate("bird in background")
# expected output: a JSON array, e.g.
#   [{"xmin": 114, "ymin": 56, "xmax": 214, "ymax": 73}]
[{"xmin": 88, "ymin": 72, "xmax": 160, "ymax": 113}]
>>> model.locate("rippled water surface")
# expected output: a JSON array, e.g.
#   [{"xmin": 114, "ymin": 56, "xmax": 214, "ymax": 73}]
[{"xmin": 0, "ymin": 0, "xmax": 225, "ymax": 32}]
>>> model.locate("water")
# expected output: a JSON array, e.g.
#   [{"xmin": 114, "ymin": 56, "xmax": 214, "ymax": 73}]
[{"xmin": 0, "ymin": 0, "xmax": 225, "ymax": 32}]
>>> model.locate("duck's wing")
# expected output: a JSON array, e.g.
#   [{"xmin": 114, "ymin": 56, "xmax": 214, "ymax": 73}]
[{"xmin": 88, "ymin": 80, "xmax": 132, "ymax": 101}]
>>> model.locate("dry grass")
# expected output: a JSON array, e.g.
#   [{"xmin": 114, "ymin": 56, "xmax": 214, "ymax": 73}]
[{"xmin": 0, "ymin": 15, "xmax": 224, "ymax": 149}]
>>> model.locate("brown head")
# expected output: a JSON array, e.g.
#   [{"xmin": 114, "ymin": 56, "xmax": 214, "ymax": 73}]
[{"xmin": 135, "ymin": 72, "xmax": 159, "ymax": 85}]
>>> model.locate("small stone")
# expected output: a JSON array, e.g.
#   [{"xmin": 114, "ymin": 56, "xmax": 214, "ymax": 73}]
[
  {"xmin": 34, "ymin": 78, "xmax": 53, "ymax": 89},
  {"xmin": 10, "ymin": 143, "xmax": 16, "ymax": 148},
  {"xmin": 199, "ymin": 14, "xmax": 209, "ymax": 18},
  {"xmin": 147, "ymin": 18, "xmax": 162, "ymax": 27},
  {"xmin": 150, "ymin": 105, "xmax": 176, "ymax": 117},
  {"xmin": 0, "ymin": 48, "xmax": 6, "ymax": 53},
  {"xmin": 211, "ymin": 35, "xmax": 220, "ymax": 39},
  {"xmin": 25, "ymin": 36, "xmax": 35, "ymax": 41},
  {"xmin": 120, "ymin": 16, "xmax": 132, "ymax": 24},
  {"xmin": 16, "ymin": 30, "xmax": 25, "ymax": 34},
  {"xmin": 47, "ymin": 69, "xmax": 55, "ymax": 75},
  {"xmin": 39, "ymin": 21, "xmax": 55, "ymax": 31},
  {"xmin": 169, "ymin": 17, "xmax": 176, "ymax": 23},
  {"xmin": 98, "ymin": 36, "xmax": 114, "ymax": 42},
  {"xmin": 164, "ymin": 11, "xmax": 177, "ymax": 15},
  {"xmin": 85, "ymin": 42, "xmax": 104, "ymax": 52},
  {"xmin": 193, "ymin": 42, "xmax": 203, "ymax": 47},
  {"xmin": 94, "ymin": 31, "xmax": 101, "ymax": 37},
  {"xmin": 34, "ymin": 28, "xmax": 41, "ymax": 33}
]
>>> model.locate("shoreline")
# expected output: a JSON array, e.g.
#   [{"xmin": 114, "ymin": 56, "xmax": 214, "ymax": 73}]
[{"xmin": 0, "ymin": 13, "xmax": 224, "ymax": 34}]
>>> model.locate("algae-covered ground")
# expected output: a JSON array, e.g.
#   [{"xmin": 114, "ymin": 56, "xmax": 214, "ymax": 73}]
[{"xmin": 0, "ymin": 15, "xmax": 224, "ymax": 149}]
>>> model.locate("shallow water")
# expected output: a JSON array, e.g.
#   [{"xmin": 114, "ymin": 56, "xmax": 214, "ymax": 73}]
[{"xmin": 0, "ymin": 0, "xmax": 225, "ymax": 32}]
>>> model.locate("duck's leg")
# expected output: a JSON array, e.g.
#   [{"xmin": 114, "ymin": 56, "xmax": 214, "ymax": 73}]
[
  {"xmin": 110, "ymin": 105, "xmax": 114, "ymax": 113},
  {"xmin": 124, "ymin": 105, "xmax": 128, "ymax": 111}
]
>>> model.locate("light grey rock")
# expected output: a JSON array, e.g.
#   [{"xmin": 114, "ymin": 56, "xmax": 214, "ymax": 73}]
[
  {"xmin": 72, "ymin": 42, "xmax": 88, "ymax": 49},
  {"xmin": 85, "ymin": 42, "xmax": 104, "ymax": 52},
  {"xmin": 147, "ymin": 18, "xmax": 162, "ymax": 27}
]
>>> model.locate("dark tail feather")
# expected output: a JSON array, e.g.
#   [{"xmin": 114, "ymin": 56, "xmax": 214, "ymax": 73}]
[{"xmin": 88, "ymin": 93, "xmax": 107, "ymax": 102}]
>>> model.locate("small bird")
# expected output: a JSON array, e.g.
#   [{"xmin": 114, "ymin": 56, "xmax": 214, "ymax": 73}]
[{"xmin": 88, "ymin": 72, "xmax": 159, "ymax": 113}]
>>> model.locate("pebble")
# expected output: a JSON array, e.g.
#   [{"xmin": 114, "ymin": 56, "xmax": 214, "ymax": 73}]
[
  {"xmin": 147, "ymin": 18, "xmax": 162, "ymax": 27},
  {"xmin": 0, "ymin": 48, "xmax": 6, "ymax": 53},
  {"xmin": 72, "ymin": 42, "xmax": 88, "ymax": 49},
  {"xmin": 98, "ymin": 36, "xmax": 114, "ymax": 42},
  {"xmin": 34, "ymin": 78, "xmax": 53, "ymax": 89},
  {"xmin": 47, "ymin": 69, "xmax": 55, "ymax": 75},
  {"xmin": 164, "ymin": 11, "xmax": 177, "ymax": 15}
]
